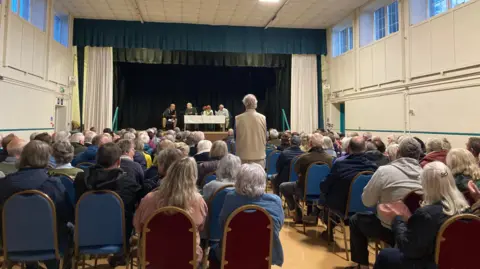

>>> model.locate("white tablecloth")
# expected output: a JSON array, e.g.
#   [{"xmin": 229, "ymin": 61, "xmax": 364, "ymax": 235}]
[{"xmin": 184, "ymin": 115, "xmax": 226, "ymax": 124}]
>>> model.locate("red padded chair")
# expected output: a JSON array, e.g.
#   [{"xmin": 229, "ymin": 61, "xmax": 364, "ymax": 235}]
[
  {"xmin": 221, "ymin": 205, "xmax": 274, "ymax": 269},
  {"xmin": 140, "ymin": 206, "xmax": 197, "ymax": 269},
  {"xmin": 402, "ymin": 190, "xmax": 424, "ymax": 214},
  {"xmin": 435, "ymin": 214, "xmax": 480, "ymax": 268}
]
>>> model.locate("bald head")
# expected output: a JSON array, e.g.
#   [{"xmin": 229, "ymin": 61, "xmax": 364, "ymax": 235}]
[
  {"xmin": 7, "ymin": 138, "xmax": 28, "ymax": 158},
  {"xmin": 349, "ymin": 136, "xmax": 366, "ymax": 154},
  {"xmin": 242, "ymin": 94, "xmax": 258, "ymax": 109}
]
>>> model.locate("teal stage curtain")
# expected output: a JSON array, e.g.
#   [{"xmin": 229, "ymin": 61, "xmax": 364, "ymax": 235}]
[
  {"xmin": 74, "ymin": 19, "xmax": 327, "ymax": 55},
  {"xmin": 113, "ymin": 48, "xmax": 289, "ymax": 68}
]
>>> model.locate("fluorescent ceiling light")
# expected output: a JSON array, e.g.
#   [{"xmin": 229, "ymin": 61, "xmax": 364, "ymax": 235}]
[{"xmin": 259, "ymin": 0, "xmax": 280, "ymax": 3}]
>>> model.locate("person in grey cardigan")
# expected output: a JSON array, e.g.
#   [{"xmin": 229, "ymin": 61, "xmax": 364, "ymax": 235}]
[{"xmin": 202, "ymin": 154, "xmax": 241, "ymax": 201}]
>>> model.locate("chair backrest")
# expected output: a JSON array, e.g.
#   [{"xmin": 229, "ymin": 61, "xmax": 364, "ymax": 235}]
[
  {"xmin": 76, "ymin": 162, "xmax": 95, "ymax": 170},
  {"xmin": 345, "ymin": 171, "xmax": 374, "ymax": 218},
  {"xmin": 435, "ymin": 214, "xmax": 480, "ymax": 268},
  {"xmin": 221, "ymin": 205, "xmax": 273, "ymax": 269},
  {"xmin": 51, "ymin": 172, "xmax": 76, "ymax": 205},
  {"xmin": 304, "ymin": 162, "xmax": 330, "ymax": 197},
  {"xmin": 266, "ymin": 151, "xmax": 281, "ymax": 175},
  {"xmin": 75, "ymin": 190, "xmax": 126, "ymax": 256},
  {"xmin": 207, "ymin": 185, "xmax": 234, "ymax": 241},
  {"xmin": 265, "ymin": 148, "xmax": 274, "ymax": 159},
  {"xmin": 288, "ymin": 155, "xmax": 302, "ymax": 182},
  {"xmin": 203, "ymin": 172, "xmax": 217, "ymax": 186},
  {"xmin": 2, "ymin": 190, "xmax": 60, "ymax": 260},
  {"xmin": 141, "ymin": 206, "xmax": 197, "ymax": 269},
  {"xmin": 402, "ymin": 190, "xmax": 424, "ymax": 214}
]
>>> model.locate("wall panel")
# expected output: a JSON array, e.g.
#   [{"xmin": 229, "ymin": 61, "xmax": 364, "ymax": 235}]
[
  {"xmin": 359, "ymin": 46, "xmax": 373, "ymax": 88},
  {"xmin": 20, "ymin": 23, "xmax": 34, "ymax": 73},
  {"xmin": 453, "ymin": 0, "xmax": 480, "ymax": 68},
  {"xmin": 372, "ymin": 41, "xmax": 386, "ymax": 83},
  {"xmin": 385, "ymin": 34, "xmax": 402, "ymax": 82},
  {"xmin": 32, "ymin": 31, "xmax": 46, "ymax": 77},
  {"xmin": 430, "ymin": 13, "xmax": 455, "ymax": 73},
  {"xmin": 6, "ymin": 14, "xmax": 23, "ymax": 70},
  {"xmin": 410, "ymin": 22, "xmax": 431, "ymax": 77}
]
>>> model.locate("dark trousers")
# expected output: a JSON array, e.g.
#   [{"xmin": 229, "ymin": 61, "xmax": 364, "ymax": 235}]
[
  {"xmin": 271, "ymin": 174, "xmax": 288, "ymax": 196},
  {"xmin": 373, "ymin": 248, "xmax": 403, "ymax": 269},
  {"xmin": 349, "ymin": 212, "xmax": 395, "ymax": 266},
  {"xmin": 279, "ymin": 182, "xmax": 303, "ymax": 220}
]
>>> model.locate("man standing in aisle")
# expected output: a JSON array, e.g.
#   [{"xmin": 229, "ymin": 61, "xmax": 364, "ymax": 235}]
[
  {"xmin": 162, "ymin": 103, "xmax": 177, "ymax": 130},
  {"xmin": 235, "ymin": 94, "xmax": 267, "ymax": 168},
  {"xmin": 216, "ymin": 104, "xmax": 230, "ymax": 130}
]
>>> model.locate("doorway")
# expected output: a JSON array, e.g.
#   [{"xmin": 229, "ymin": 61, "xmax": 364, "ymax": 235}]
[{"xmin": 55, "ymin": 105, "xmax": 68, "ymax": 132}]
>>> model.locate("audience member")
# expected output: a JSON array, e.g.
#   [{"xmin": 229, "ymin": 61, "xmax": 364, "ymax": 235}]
[
  {"xmin": 197, "ymin": 140, "xmax": 228, "ymax": 186},
  {"xmin": 138, "ymin": 131, "xmax": 153, "ymax": 155},
  {"xmin": 117, "ymin": 139, "xmax": 145, "ymax": 185},
  {"xmin": 72, "ymin": 134, "xmax": 110, "ymax": 166},
  {"xmin": 336, "ymin": 137, "xmax": 352, "ymax": 162},
  {"xmin": 49, "ymin": 141, "xmax": 83, "ymax": 178},
  {"xmin": 277, "ymin": 132, "xmax": 292, "ymax": 151},
  {"xmin": 466, "ymin": 137, "xmax": 480, "ymax": 161},
  {"xmin": 446, "ymin": 148, "xmax": 480, "ymax": 192},
  {"xmin": 268, "ymin": 129, "xmax": 281, "ymax": 147},
  {"xmin": 70, "ymin": 133, "xmax": 87, "ymax": 156},
  {"xmin": 210, "ymin": 163, "xmax": 284, "ymax": 267},
  {"xmin": 373, "ymin": 162, "xmax": 470, "ymax": 269},
  {"xmin": 280, "ymin": 133, "xmax": 333, "ymax": 223},
  {"xmin": 195, "ymin": 140, "xmax": 212, "ymax": 163},
  {"xmin": 235, "ymin": 94, "xmax": 267, "ymax": 167},
  {"xmin": 323, "ymin": 136, "xmax": 337, "ymax": 158},
  {"xmin": 53, "ymin": 131, "xmax": 70, "ymax": 142},
  {"xmin": 203, "ymin": 154, "xmax": 241, "ymax": 201},
  {"xmin": 387, "ymin": 134, "xmax": 397, "ymax": 146},
  {"xmin": 271, "ymin": 135, "xmax": 303, "ymax": 195},
  {"xmin": 188, "ymin": 131, "xmax": 204, "ymax": 156},
  {"xmin": 122, "ymin": 132, "xmax": 136, "ymax": 141},
  {"xmin": 420, "ymin": 138, "xmax": 450, "ymax": 167},
  {"xmin": 84, "ymin": 131, "xmax": 97, "ymax": 146},
  {"xmin": 365, "ymin": 140, "xmax": 389, "ymax": 167},
  {"xmin": 414, "ymin": 137, "xmax": 427, "ymax": 159},
  {"xmin": 147, "ymin": 139, "xmax": 176, "ymax": 179},
  {"xmin": 103, "ymin": 128, "xmax": 114, "ymax": 137},
  {"xmin": 0, "ymin": 140, "xmax": 73, "ymax": 269},
  {"xmin": 175, "ymin": 142, "xmax": 190, "ymax": 156},
  {"xmin": 300, "ymin": 133, "xmax": 310, "ymax": 152},
  {"xmin": 348, "ymin": 137, "xmax": 423, "ymax": 269},
  {"xmin": 0, "ymin": 138, "xmax": 27, "ymax": 176},
  {"xmin": 34, "ymin": 132, "xmax": 53, "ymax": 144},
  {"xmin": 349, "ymin": 132, "xmax": 359, "ymax": 137},
  {"xmin": 363, "ymin": 132, "xmax": 373, "ymax": 141},
  {"xmin": 386, "ymin": 143, "xmax": 400, "ymax": 162},
  {"xmin": 134, "ymin": 157, "xmax": 207, "ymax": 266},
  {"xmin": 134, "ymin": 137, "xmax": 150, "ymax": 169},
  {"xmin": 224, "ymin": 128, "xmax": 236, "ymax": 154},
  {"xmin": 142, "ymin": 148, "xmax": 183, "ymax": 195}
]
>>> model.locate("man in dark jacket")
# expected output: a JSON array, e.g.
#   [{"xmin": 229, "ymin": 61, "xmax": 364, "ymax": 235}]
[
  {"xmin": 271, "ymin": 135, "xmax": 303, "ymax": 195},
  {"xmin": 72, "ymin": 134, "xmax": 111, "ymax": 166},
  {"xmin": 117, "ymin": 139, "xmax": 145, "ymax": 185},
  {"xmin": 279, "ymin": 133, "xmax": 333, "ymax": 223},
  {"xmin": 365, "ymin": 140, "xmax": 389, "ymax": 167},
  {"xmin": 74, "ymin": 142, "xmax": 141, "ymax": 251}
]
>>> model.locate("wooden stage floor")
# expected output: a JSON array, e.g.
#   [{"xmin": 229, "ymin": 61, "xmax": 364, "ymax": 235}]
[{"xmin": 204, "ymin": 132, "xmax": 228, "ymax": 142}]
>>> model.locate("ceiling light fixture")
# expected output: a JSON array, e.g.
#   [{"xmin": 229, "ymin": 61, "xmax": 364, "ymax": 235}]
[{"xmin": 259, "ymin": 0, "xmax": 280, "ymax": 3}]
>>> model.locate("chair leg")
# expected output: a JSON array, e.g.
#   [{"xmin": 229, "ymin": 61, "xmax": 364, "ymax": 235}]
[
  {"xmin": 94, "ymin": 255, "xmax": 98, "ymax": 267},
  {"xmin": 82, "ymin": 256, "xmax": 85, "ymax": 269},
  {"xmin": 341, "ymin": 219, "xmax": 349, "ymax": 261},
  {"xmin": 329, "ymin": 211, "xmax": 336, "ymax": 255},
  {"xmin": 21, "ymin": 263, "xmax": 25, "ymax": 269}
]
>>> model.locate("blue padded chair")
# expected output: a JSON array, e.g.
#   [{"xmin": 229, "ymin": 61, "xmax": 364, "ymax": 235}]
[
  {"xmin": 302, "ymin": 162, "xmax": 331, "ymax": 234},
  {"xmin": 288, "ymin": 155, "xmax": 302, "ymax": 182},
  {"xmin": 2, "ymin": 190, "xmax": 63, "ymax": 267},
  {"xmin": 265, "ymin": 148, "xmax": 274, "ymax": 160},
  {"xmin": 74, "ymin": 190, "xmax": 128, "ymax": 268},
  {"xmin": 204, "ymin": 185, "xmax": 234, "ymax": 251},
  {"xmin": 49, "ymin": 172, "xmax": 76, "ymax": 206},
  {"xmin": 328, "ymin": 171, "xmax": 374, "ymax": 261},
  {"xmin": 203, "ymin": 172, "xmax": 217, "ymax": 187},
  {"xmin": 266, "ymin": 151, "xmax": 281, "ymax": 180}
]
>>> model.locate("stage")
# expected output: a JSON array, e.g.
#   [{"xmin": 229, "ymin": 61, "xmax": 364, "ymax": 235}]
[{"xmin": 203, "ymin": 132, "xmax": 228, "ymax": 142}]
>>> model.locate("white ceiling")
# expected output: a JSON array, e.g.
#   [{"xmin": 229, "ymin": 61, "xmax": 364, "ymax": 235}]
[{"xmin": 57, "ymin": 0, "xmax": 369, "ymax": 29}]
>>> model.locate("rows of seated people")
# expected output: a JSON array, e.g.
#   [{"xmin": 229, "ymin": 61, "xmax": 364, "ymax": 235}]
[{"xmin": 1, "ymin": 127, "xmax": 480, "ymax": 269}]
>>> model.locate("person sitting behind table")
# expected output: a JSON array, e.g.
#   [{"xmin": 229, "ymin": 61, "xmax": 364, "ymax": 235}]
[
  {"xmin": 420, "ymin": 138, "xmax": 451, "ymax": 167},
  {"xmin": 195, "ymin": 140, "xmax": 212, "ymax": 163},
  {"xmin": 197, "ymin": 140, "xmax": 229, "ymax": 187},
  {"xmin": 202, "ymin": 154, "xmax": 241, "ymax": 201},
  {"xmin": 0, "ymin": 138, "xmax": 27, "ymax": 176},
  {"xmin": 134, "ymin": 157, "xmax": 208, "ymax": 266},
  {"xmin": 373, "ymin": 162, "xmax": 470, "ymax": 269},
  {"xmin": 446, "ymin": 148, "xmax": 480, "ymax": 192},
  {"xmin": 209, "ymin": 163, "xmax": 284, "ymax": 268},
  {"xmin": 49, "ymin": 140, "xmax": 83, "ymax": 178},
  {"xmin": 142, "ymin": 148, "xmax": 183, "ymax": 196}
]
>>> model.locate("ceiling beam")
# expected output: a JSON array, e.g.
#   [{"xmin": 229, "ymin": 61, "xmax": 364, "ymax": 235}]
[
  {"xmin": 131, "ymin": 0, "xmax": 145, "ymax": 23},
  {"xmin": 264, "ymin": 0, "xmax": 291, "ymax": 29}
]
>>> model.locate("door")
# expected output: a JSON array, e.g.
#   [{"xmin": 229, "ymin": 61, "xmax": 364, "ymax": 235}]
[{"xmin": 55, "ymin": 106, "xmax": 68, "ymax": 132}]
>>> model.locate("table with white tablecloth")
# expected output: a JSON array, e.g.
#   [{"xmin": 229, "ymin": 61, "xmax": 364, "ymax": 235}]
[{"xmin": 184, "ymin": 115, "xmax": 227, "ymax": 131}]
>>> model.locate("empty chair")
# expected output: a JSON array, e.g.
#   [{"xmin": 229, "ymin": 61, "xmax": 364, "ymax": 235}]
[
  {"xmin": 140, "ymin": 207, "xmax": 197, "ymax": 269},
  {"xmin": 301, "ymin": 162, "xmax": 330, "ymax": 233},
  {"xmin": 266, "ymin": 151, "xmax": 281, "ymax": 179},
  {"xmin": 74, "ymin": 190, "xmax": 128, "ymax": 268}
]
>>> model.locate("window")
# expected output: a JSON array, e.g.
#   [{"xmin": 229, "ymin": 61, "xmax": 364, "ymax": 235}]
[
  {"xmin": 429, "ymin": 0, "xmax": 447, "ymax": 16},
  {"xmin": 10, "ymin": 0, "xmax": 46, "ymax": 31},
  {"xmin": 54, "ymin": 13, "xmax": 69, "ymax": 47},
  {"xmin": 373, "ymin": 1, "xmax": 399, "ymax": 41},
  {"xmin": 374, "ymin": 7, "xmax": 386, "ymax": 40},
  {"xmin": 451, "ymin": 0, "xmax": 469, "ymax": 8},
  {"xmin": 10, "ymin": 0, "xmax": 19, "ymax": 13},
  {"xmin": 334, "ymin": 26, "xmax": 353, "ymax": 57},
  {"xmin": 387, "ymin": 1, "xmax": 399, "ymax": 34},
  {"xmin": 19, "ymin": 0, "xmax": 30, "ymax": 20}
]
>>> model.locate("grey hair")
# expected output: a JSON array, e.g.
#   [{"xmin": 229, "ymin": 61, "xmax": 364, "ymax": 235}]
[
  {"xmin": 310, "ymin": 133, "xmax": 324, "ymax": 148},
  {"xmin": 52, "ymin": 140, "xmax": 75, "ymax": 165},
  {"xmin": 167, "ymin": 130, "xmax": 176, "ymax": 136},
  {"xmin": 269, "ymin": 129, "xmax": 279, "ymax": 139},
  {"xmin": 242, "ymin": 94, "xmax": 258, "ymax": 109},
  {"xmin": 70, "ymin": 133, "xmax": 85, "ymax": 143},
  {"xmin": 30, "ymin": 132, "xmax": 39, "ymax": 141},
  {"xmin": 398, "ymin": 137, "xmax": 422, "ymax": 160},
  {"xmin": 175, "ymin": 142, "xmax": 190, "ymax": 156},
  {"xmin": 426, "ymin": 138, "xmax": 443, "ymax": 153},
  {"xmin": 210, "ymin": 140, "xmax": 228, "ymax": 159},
  {"xmin": 84, "ymin": 131, "xmax": 97, "ymax": 143},
  {"xmin": 197, "ymin": 140, "xmax": 212, "ymax": 154},
  {"xmin": 227, "ymin": 129, "xmax": 234, "ymax": 136},
  {"xmin": 216, "ymin": 154, "xmax": 241, "ymax": 182},
  {"xmin": 235, "ymin": 163, "xmax": 266, "ymax": 198},
  {"xmin": 123, "ymin": 132, "xmax": 136, "ymax": 140},
  {"xmin": 193, "ymin": 131, "xmax": 205, "ymax": 142},
  {"xmin": 54, "ymin": 131, "xmax": 70, "ymax": 142},
  {"xmin": 174, "ymin": 127, "xmax": 181, "ymax": 133},
  {"xmin": 322, "ymin": 136, "xmax": 334, "ymax": 150},
  {"xmin": 341, "ymin": 137, "xmax": 352, "ymax": 153},
  {"xmin": 386, "ymin": 143, "xmax": 400, "ymax": 161},
  {"xmin": 165, "ymin": 134, "xmax": 175, "ymax": 142},
  {"xmin": 19, "ymin": 140, "xmax": 51, "ymax": 169},
  {"xmin": 138, "ymin": 131, "xmax": 150, "ymax": 144}
]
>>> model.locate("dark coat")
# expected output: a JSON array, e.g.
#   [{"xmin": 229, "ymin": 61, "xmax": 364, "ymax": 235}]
[
  {"xmin": 294, "ymin": 147, "xmax": 334, "ymax": 190},
  {"xmin": 120, "ymin": 158, "xmax": 145, "ymax": 185},
  {"xmin": 189, "ymin": 145, "xmax": 198, "ymax": 157},
  {"xmin": 72, "ymin": 145, "xmax": 98, "ymax": 166},
  {"xmin": 276, "ymin": 146, "xmax": 304, "ymax": 185},
  {"xmin": 320, "ymin": 153, "xmax": 377, "ymax": 213},
  {"xmin": 133, "ymin": 151, "xmax": 147, "ymax": 170},
  {"xmin": 194, "ymin": 152, "xmax": 210, "ymax": 163},
  {"xmin": 71, "ymin": 142, "xmax": 87, "ymax": 156},
  {"xmin": 365, "ymin": 150, "xmax": 390, "ymax": 167},
  {"xmin": 197, "ymin": 159, "xmax": 220, "ymax": 186}
]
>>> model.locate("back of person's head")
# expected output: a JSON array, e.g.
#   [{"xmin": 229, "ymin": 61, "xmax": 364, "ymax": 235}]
[
  {"xmin": 386, "ymin": 143, "xmax": 400, "ymax": 161},
  {"xmin": 446, "ymin": 148, "xmax": 480, "ymax": 180},
  {"xmin": 175, "ymin": 142, "xmax": 190, "ymax": 156},
  {"xmin": 242, "ymin": 94, "xmax": 258, "ymax": 109},
  {"xmin": 126, "ymin": 128, "xmax": 136, "ymax": 133},
  {"xmin": 348, "ymin": 132, "xmax": 359, "ymax": 137},
  {"xmin": 29, "ymin": 132, "xmax": 38, "ymax": 142},
  {"xmin": 54, "ymin": 131, "xmax": 70, "ymax": 142},
  {"xmin": 91, "ymin": 134, "xmax": 102, "ymax": 146},
  {"xmin": 426, "ymin": 138, "xmax": 444, "ymax": 153},
  {"xmin": 90, "ymin": 127, "xmax": 97, "ymax": 132},
  {"xmin": 133, "ymin": 137, "xmax": 145, "ymax": 151},
  {"xmin": 96, "ymin": 142, "xmax": 122, "ymax": 168},
  {"xmin": 373, "ymin": 140, "xmax": 386, "ymax": 153},
  {"xmin": 157, "ymin": 139, "xmax": 175, "ymax": 153},
  {"xmin": 117, "ymin": 139, "xmax": 134, "ymax": 156},
  {"xmin": 216, "ymin": 154, "xmax": 241, "ymax": 182},
  {"xmin": 34, "ymin": 132, "xmax": 52, "ymax": 144},
  {"xmin": 210, "ymin": 140, "xmax": 228, "ymax": 159},
  {"xmin": 6, "ymin": 138, "xmax": 27, "ymax": 158},
  {"xmin": 341, "ymin": 137, "xmax": 352, "ymax": 153},
  {"xmin": 421, "ymin": 161, "xmax": 470, "ymax": 216},
  {"xmin": 366, "ymin": 141, "xmax": 377, "ymax": 151},
  {"xmin": 197, "ymin": 140, "xmax": 212, "ymax": 154},
  {"xmin": 155, "ymin": 157, "xmax": 198, "ymax": 209},
  {"xmin": 227, "ymin": 129, "xmax": 234, "ymax": 136},
  {"xmin": 174, "ymin": 127, "xmax": 181, "ymax": 133},
  {"xmin": 309, "ymin": 133, "xmax": 324, "ymax": 148},
  {"xmin": 467, "ymin": 137, "xmax": 480, "ymax": 158},
  {"xmin": 52, "ymin": 140, "xmax": 74, "ymax": 165},
  {"xmin": 122, "ymin": 132, "xmax": 136, "ymax": 140},
  {"xmin": 70, "ymin": 132, "xmax": 85, "ymax": 144},
  {"xmin": 84, "ymin": 131, "xmax": 97, "ymax": 144},
  {"xmin": 414, "ymin": 137, "xmax": 426, "ymax": 153},
  {"xmin": 165, "ymin": 134, "xmax": 175, "ymax": 142},
  {"xmin": 291, "ymin": 135, "xmax": 301, "ymax": 147},
  {"xmin": 322, "ymin": 136, "xmax": 334, "ymax": 150},
  {"xmin": 442, "ymin": 138, "xmax": 452, "ymax": 151},
  {"xmin": 193, "ymin": 131, "xmax": 205, "ymax": 143},
  {"xmin": 138, "ymin": 131, "xmax": 150, "ymax": 144},
  {"xmin": 269, "ymin": 129, "xmax": 279, "ymax": 140},
  {"xmin": 398, "ymin": 137, "xmax": 422, "ymax": 160},
  {"xmin": 93, "ymin": 134, "xmax": 111, "ymax": 146},
  {"xmin": 166, "ymin": 130, "xmax": 176, "ymax": 136},
  {"xmin": 157, "ymin": 148, "xmax": 183, "ymax": 176},
  {"xmin": 235, "ymin": 163, "xmax": 266, "ymax": 198},
  {"xmin": 103, "ymin": 128, "xmax": 113, "ymax": 136},
  {"xmin": 349, "ymin": 136, "xmax": 366, "ymax": 154},
  {"xmin": 280, "ymin": 132, "xmax": 291, "ymax": 146},
  {"xmin": 19, "ymin": 140, "xmax": 51, "ymax": 169},
  {"xmin": 363, "ymin": 132, "xmax": 373, "ymax": 140}
]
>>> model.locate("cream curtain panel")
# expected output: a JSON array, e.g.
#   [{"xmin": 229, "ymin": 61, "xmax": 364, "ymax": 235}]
[
  {"xmin": 290, "ymin": 54, "xmax": 318, "ymax": 133},
  {"xmin": 84, "ymin": 47, "xmax": 113, "ymax": 131}
]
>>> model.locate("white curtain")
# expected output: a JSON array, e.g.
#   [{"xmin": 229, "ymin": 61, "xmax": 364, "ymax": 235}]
[
  {"xmin": 84, "ymin": 47, "xmax": 113, "ymax": 131},
  {"xmin": 291, "ymin": 54, "xmax": 318, "ymax": 133}
]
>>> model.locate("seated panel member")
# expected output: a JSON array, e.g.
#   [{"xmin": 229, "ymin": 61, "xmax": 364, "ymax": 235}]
[{"xmin": 162, "ymin": 103, "xmax": 177, "ymax": 130}]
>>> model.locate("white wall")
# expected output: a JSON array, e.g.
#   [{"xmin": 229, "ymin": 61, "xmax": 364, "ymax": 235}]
[
  {"xmin": 325, "ymin": 0, "xmax": 480, "ymax": 148},
  {"xmin": 0, "ymin": 0, "xmax": 74, "ymax": 140}
]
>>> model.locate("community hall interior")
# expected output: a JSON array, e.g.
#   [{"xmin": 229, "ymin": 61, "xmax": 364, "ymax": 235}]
[{"xmin": 1, "ymin": 0, "xmax": 480, "ymax": 269}]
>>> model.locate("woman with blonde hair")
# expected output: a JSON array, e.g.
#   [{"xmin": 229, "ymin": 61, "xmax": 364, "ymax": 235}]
[
  {"xmin": 446, "ymin": 148, "xmax": 480, "ymax": 192},
  {"xmin": 372, "ymin": 161, "xmax": 470, "ymax": 269},
  {"xmin": 134, "ymin": 157, "xmax": 208, "ymax": 265}
]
